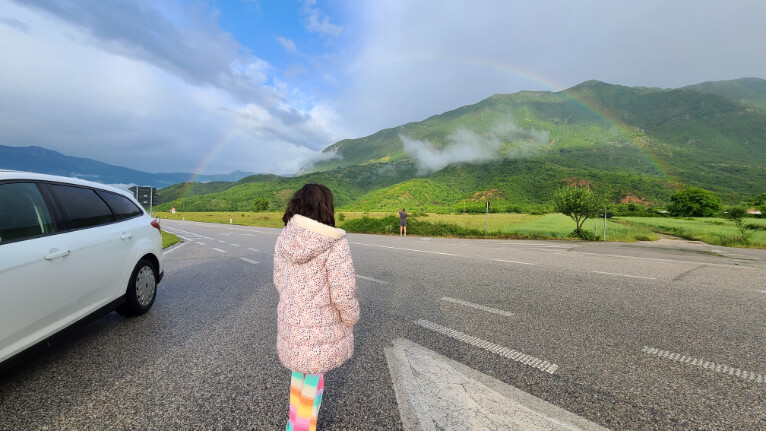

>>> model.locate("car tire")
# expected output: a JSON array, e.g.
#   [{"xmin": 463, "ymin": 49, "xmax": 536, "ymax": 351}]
[{"xmin": 117, "ymin": 258, "xmax": 157, "ymax": 316}]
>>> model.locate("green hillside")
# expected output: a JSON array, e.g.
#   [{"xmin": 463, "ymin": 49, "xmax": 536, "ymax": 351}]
[
  {"xmin": 685, "ymin": 77, "xmax": 766, "ymax": 111},
  {"xmin": 159, "ymin": 79, "xmax": 766, "ymax": 212}
]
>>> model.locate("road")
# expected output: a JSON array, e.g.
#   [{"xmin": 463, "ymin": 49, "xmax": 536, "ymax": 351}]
[{"xmin": 1, "ymin": 220, "xmax": 765, "ymax": 430}]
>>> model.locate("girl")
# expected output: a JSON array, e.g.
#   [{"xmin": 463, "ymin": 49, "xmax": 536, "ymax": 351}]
[{"xmin": 274, "ymin": 184, "xmax": 360, "ymax": 431}]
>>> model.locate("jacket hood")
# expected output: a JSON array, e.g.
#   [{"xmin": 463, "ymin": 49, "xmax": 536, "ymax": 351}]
[{"xmin": 278, "ymin": 214, "xmax": 346, "ymax": 264}]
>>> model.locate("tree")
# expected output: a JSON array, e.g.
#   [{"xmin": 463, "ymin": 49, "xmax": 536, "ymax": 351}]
[
  {"xmin": 725, "ymin": 206, "xmax": 752, "ymax": 244},
  {"xmin": 667, "ymin": 187, "xmax": 721, "ymax": 217},
  {"xmin": 553, "ymin": 186, "xmax": 607, "ymax": 238},
  {"xmin": 253, "ymin": 199, "xmax": 269, "ymax": 212}
]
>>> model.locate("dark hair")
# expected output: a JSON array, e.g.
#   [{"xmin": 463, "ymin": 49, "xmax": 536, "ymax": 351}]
[{"xmin": 283, "ymin": 183, "xmax": 335, "ymax": 227}]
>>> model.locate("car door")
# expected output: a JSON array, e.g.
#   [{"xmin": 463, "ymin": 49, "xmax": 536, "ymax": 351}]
[
  {"xmin": 42, "ymin": 183, "xmax": 131, "ymax": 316},
  {"xmin": 0, "ymin": 181, "xmax": 64, "ymax": 362}
]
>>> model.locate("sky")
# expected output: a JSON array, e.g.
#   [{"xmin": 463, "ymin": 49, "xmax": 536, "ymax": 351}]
[{"xmin": 1, "ymin": 0, "xmax": 764, "ymax": 176}]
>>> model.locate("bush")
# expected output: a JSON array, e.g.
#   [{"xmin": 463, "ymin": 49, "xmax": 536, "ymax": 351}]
[
  {"xmin": 342, "ymin": 215, "xmax": 484, "ymax": 237},
  {"xmin": 337, "ymin": 213, "xmax": 346, "ymax": 221},
  {"xmin": 567, "ymin": 229, "xmax": 599, "ymax": 241}
]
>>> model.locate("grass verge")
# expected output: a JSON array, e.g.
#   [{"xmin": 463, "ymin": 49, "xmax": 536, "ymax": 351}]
[{"xmin": 161, "ymin": 231, "xmax": 180, "ymax": 249}]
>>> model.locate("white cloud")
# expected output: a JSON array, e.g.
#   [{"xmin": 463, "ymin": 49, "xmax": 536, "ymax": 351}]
[
  {"xmin": 276, "ymin": 36, "xmax": 297, "ymax": 53},
  {"xmin": 301, "ymin": 0, "xmax": 342, "ymax": 37},
  {"xmin": 0, "ymin": 0, "xmax": 345, "ymax": 175}
]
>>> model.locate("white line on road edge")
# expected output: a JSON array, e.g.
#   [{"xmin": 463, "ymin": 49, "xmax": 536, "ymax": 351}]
[
  {"xmin": 542, "ymin": 249, "xmax": 763, "ymax": 271},
  {"xmin": 197, "ymin": 242, "xmax": 206, "ymax": 246},
  {"xmin": 591, "ymin": 271, "xmax": 656, "ymax": 280},
  {"xmin": 161, "ymin": 226, "xmax": 213, "ymax": 240},
  {"xmin": 351, "ymin": 242, "xmax": 458, "ymax": 257},
  {"xmin": 239, "ymin": 258, "xmax": 258, "ymax": 264},
  {"xmin": 642, "ymin": 346, "xmax": 764, "ymax": 383},
  {"xmin": 248, "ymin": 248, "xmax": 259, "ymax": 252},
  {"xmin": 357, "ymin": 275, "xmax": 389, "ymax": 284},
  {"xmin": 414, "ymin": 320, "xmax": 558, "ymax": 374},
  {"xmin": 493, "ymin": 258, "xmax": 533, "ymax": 265},
  {"xmin": 162, "ymin": 241, "xmax": 188, "ymax": 255},
  {"xmin": 441, "ymin": 297, "xmax": 514, "ymax": 317},
  {"xmin": 213, "ymin": 248, "xmax": 227, "ymax": 253}
]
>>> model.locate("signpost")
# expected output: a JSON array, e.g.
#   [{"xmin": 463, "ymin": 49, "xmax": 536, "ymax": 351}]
[
  {"xmin": 130, "ymin": 186, "xmax": 158, "ymax": 215},
  {"xmin": 485, "ymin": 201, "xmax": 490, "ymax": 237}
]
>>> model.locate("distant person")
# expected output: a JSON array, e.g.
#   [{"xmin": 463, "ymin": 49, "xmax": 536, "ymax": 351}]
[
  {"xmin": 399, "ymin": 208, "xmax": 407, "ymax": 236},
  {"xmin": 274, "ymin": 183, "xmax": 360, "ymax": 431}
]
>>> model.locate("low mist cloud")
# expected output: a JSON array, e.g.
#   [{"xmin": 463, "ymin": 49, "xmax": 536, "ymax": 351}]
[{"xmin": 401, "ymin": 122, "xmax": 550, "ymax": 175}]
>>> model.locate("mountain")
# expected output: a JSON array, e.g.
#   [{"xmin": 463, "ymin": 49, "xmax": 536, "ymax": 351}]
[
  {"xmin": 153, "ymin": 78, "xmax": 766, "ymax": 212},
  {"xmin": 684, "ymin": 77, "xmax": 766, "ymax": 111},
  {"xmin": 0, "ymin": 145, "xmax": 256, "ymax": 188}
]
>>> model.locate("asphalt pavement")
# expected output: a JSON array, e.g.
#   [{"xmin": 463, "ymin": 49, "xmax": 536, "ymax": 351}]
[{"xmin": 1, "ymin": 220, "xmax": 764, "ymax": 430}]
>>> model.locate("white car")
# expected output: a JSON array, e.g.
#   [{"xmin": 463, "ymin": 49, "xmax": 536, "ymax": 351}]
[{"xmin": 0, "ymin": 171, "xmax": 164, "ymax": 367}]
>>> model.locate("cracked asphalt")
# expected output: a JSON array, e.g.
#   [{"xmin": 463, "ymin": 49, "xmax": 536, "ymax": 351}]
[{"xmin": 1, "ymin": 220, "xmax": 765, "ymax": 430}]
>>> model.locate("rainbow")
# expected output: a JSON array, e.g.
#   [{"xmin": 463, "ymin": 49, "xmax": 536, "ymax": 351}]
[{"xmin": 180, "ymin": 55, "xmax": 670, "ymax": 198}]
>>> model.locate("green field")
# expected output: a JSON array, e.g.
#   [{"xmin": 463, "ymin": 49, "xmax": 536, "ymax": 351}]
[
  {"xmin": 156, "ymin": 211, "xmax": 657, "ymax": 242},
  {"xmin": 617, "ymin": 217, "xmax": 766, "ymax": 248},
  {"xmin": 154, "ymin": 211, "xmax": 766, "ymax": 247}
]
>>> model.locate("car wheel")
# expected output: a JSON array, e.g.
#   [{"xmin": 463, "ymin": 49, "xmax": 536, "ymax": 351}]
[{"xmin": 117, "ymin": 259, "xmax": 157, "ymax": 316}]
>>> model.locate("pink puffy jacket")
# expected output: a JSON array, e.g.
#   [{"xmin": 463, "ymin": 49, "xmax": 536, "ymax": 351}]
[{"xmin": 274, "ymin": 214, "xmax": 360, "ymax": 374}]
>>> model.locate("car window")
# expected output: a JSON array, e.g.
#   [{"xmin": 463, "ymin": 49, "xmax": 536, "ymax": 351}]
[
  {"xmin": 0, "ymin": 182, "xmax": 56, "ymax": 244},
  {"xmin": 47, "ymin": 184, "xmax": 115, "ymax": 229},
  {"xmin": 97, "ymin": 190, "xmax": 143, "ymax": 221}
]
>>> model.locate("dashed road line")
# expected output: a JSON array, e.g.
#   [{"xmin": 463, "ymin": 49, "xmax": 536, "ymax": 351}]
[
  {"xmin": 414, "ymin": 319, "xmax": 558, "ymax": 374},
  {"xmin": 197, "ymin": 242, "xmax": 206, "ymax": 246},
  {"xmin": 212, "ymin": 248, "xmax": 227, "ymax": 253},
  {"xmin": 248, "ymin": 248, "xmax": 259, "ymax": 252},
  {"xmin": 162, "ymin": 241, "xmax": 188, "ymax": 255},
  {"xmin": 493, "ymin": 258, "xmax": 533, "ymax": 265},
  {"xmin": 591, "ymin": 271, "xmax": 656, "ymax": 280},
  {"xmin": 230, "ymin": 244, "xmax": 240, "ymax": 247},
  {"xmin": 642, "ymin": 346, "xmax": 764, "ymax": 383},
  {"xmin": 441, "ymin": 297, "xmax": 514, "ymax": 317},
  {"xmin": 746, "ymin": 289, "xmax": 766, "ymax": 294},
  {"xmin": 357, "ymin": 275, "xmax": 389, "ymax": 284},
  {"xmin": 218, "ymin": 240, "xmax": 225, "ymax": 243},
  {"xmin": 239, "ymin": 258, "xmax": 258, "ymax": 264}
]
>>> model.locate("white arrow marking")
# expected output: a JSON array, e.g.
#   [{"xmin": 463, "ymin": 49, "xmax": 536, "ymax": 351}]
[{"xmin": 385, "ymin": 338, "xmax": 609, "ymax": 431}]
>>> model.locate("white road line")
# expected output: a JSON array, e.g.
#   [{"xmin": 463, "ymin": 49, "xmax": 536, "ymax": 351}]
[
  {"xmin": 196, "ymin": 242, "xmax": 206, "ymax": 245},
  {"xmin": 591, "ymin": 271, "xmax": 656, "ymax": 280},
  {"xmin": 161, "ymin": 226, "xmax": 213, "ymax": 240},
  {"xmin": 493, "ymin": 258, "xmax": 533, "ymax": 265},
  {"xmin": 162, "ymin": 241, "xmax": 188, "ymax": 255},
  {"xmin": 441, "ymin": 297, "xmax": 514, "ymax": 317},
  {"xmin": 351, "ymin": 242, "xmax": 458, "ymax": 257},
  {"xmin": 213, "ymin": 248, "xmax": 227, "ymax": 253},
  {"xmin": 746, "ymin": 289, "xmax": 766, "ymax": 294},
  {"xmin": 542, "ymin": 249, "xmax": 763, "ymax": 271},
  {"xmin": 239, "ymin": 257, "xmax": 258, "ymax": 264},
  {"xmin": 642, "ymin": 346, "xmax": 764, "ymax": 384},
  {"xmin": 414, "ymin": 320, "xmax": 558, "ymax": 374},
  {"xmin": 357, "ymin": 275, "xmax": 389, "ymax": 284},
  {"xmin": 230, "ymin": 244, "xmax": 240, "ymax": 247},
  {"xmin": 248, "ymin": 248, "xmax": 259, "ymax": 252},
  {"xmin": 218, "ymin": 240, "xmax": 225, "ymax": 243}
]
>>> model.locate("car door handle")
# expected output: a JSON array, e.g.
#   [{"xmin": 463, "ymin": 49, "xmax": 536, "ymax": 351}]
[
  {"xmin": 120, "ymin": 233, "xmax": 133, "ymax": 240},
  {"xmin": 44, "ymin": 249, "xmax": 71, "ymax": 260}
]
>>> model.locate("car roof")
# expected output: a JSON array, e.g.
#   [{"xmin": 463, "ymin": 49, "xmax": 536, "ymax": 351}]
[{"xmin": 0, "ymin": 170, "xmax": 138, "ymax": 199}]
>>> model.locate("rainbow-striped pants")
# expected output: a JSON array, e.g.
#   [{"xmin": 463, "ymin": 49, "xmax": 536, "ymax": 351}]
[{"xmin": 287, "ymin": 371, "xmax": 325, "ymax": 431}]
